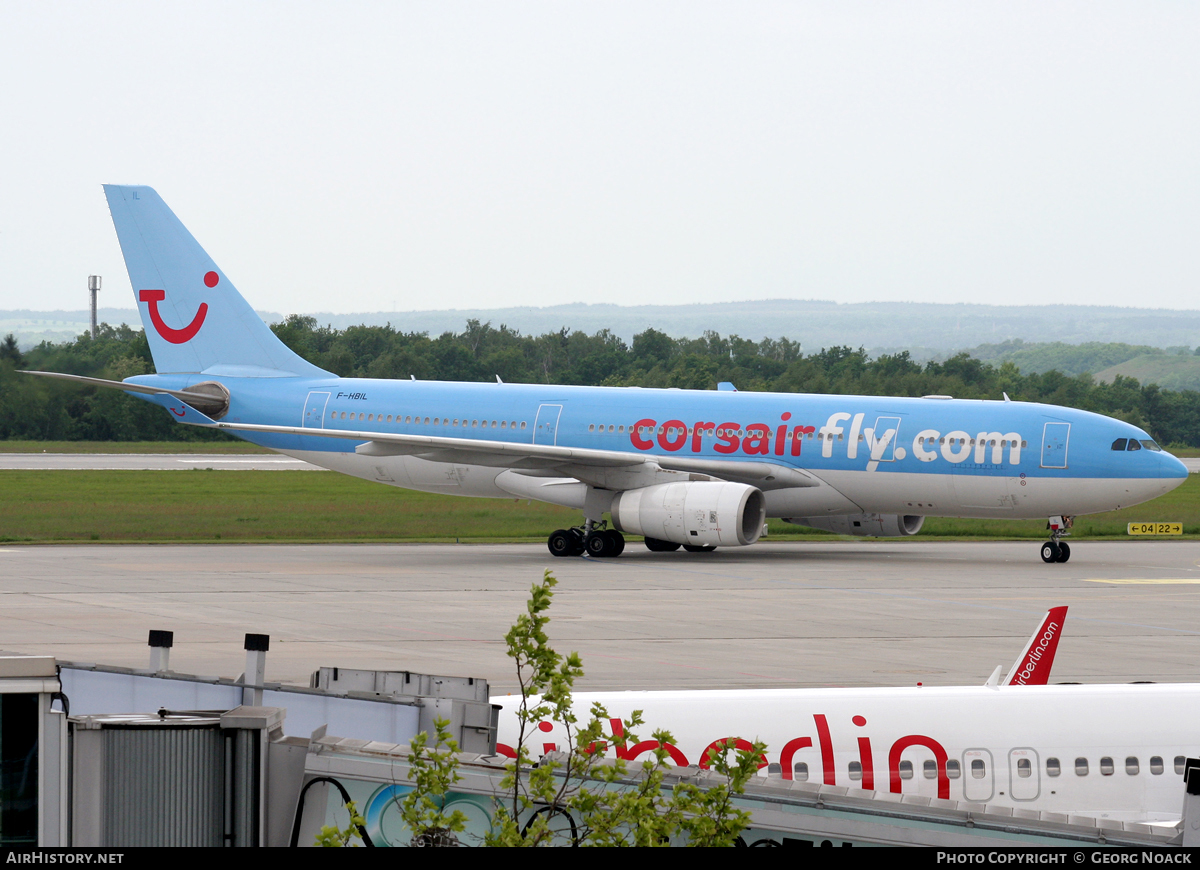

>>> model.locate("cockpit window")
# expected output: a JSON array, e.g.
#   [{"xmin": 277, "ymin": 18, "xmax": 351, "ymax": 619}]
[
  {"xmin": 1127, "ymin": 440, "xmax": 1142, "ymax": 452},
  {"xmin": 1141, "ymin": 440, "xmax": 1162, "ymax": 452},
  {"xmin": 1111, "ymin": 439, "xmax": 1128, "ymax": 451}
]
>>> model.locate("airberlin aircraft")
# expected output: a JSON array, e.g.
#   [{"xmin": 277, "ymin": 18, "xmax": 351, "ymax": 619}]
[
  {"xmin": 30, "ymin": 186, "xmax": 1187, "ymax": 562},
  {"xmin": 495, "ymin": 609, "xmax": 1198, "ymax": 823}
]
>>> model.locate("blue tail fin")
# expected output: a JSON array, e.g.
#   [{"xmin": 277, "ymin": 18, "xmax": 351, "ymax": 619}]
[{"xmin": 103, "ymin": 185, "xmax": 329, "ymax": 377}]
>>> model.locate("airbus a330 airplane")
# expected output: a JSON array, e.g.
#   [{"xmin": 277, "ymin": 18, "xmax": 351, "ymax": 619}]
[
  {"xmin": 495, "ymin": 608, "xmax": 1200, "ymax": 823},
  {"xmin": 30, "ymin": 186, "xmax": 1188, "ymax": 562}
]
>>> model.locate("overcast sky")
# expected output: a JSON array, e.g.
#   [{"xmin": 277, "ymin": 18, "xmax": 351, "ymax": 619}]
[{"xmin": 1, "ymin": 2, "xmax": 1197, "ymax": 317}]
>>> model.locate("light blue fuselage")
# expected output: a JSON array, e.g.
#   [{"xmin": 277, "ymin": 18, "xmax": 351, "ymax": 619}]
[{"xmin": 128, "ymin": 372, "xmax": 1187, "ymax": 521}]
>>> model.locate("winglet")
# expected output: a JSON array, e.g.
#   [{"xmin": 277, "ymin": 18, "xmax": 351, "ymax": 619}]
[{"xmin": 1004, "ymin": 606, "xmax": 1068, "ymax": 686}]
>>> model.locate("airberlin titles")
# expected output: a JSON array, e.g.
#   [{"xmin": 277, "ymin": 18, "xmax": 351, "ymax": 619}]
[
  {"xmin": 504, "ymin": 713, "xmax": 954, "ymax": 799},
  {"xmin": 630, "ymin": 411, "xmax": 1025, "ymax": 470}
]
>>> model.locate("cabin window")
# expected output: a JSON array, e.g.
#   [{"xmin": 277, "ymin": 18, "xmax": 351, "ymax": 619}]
[
  {"xmin": 898, "ymin": 760, "xmax": 913, "ymax": 780},
  {"xmin": 491, "ymin": 421, "xmax": 497, "ymax": 428},
  {"xmin": 521, "ymin": 422, "xmax": 527, "ymax": 429},
  {"xmin": 330, "ymin": 412, "xmax": 337, "ymax": 420},
  {"xmin": 606, "ymin": 425, "xmax": 612, "ymax": 433},
  {"xmin": 472, "ymin": 420, "xmax": 478, "ymax": 427},
  {"xmin": 946, "ymin": 760, "xmax": 961, "ymax": 779},
  {"xmin": 1075, "ymin": 758, "xmax": 1089, "ymax": 776},
  {"xmin": 923, "ymin": 760, "xmax": 938, "ymax": 779},
  {"xmin": 405, "ymin": 415, "xmax": 412, "ymax": 423},
  {"xmin": 1016, "ymin": 758, "xmax": 1032, "ymax": 778},
  {"xmin": 341, "ymin": 411, "xmax": 347, "ymax": 420},
  {"xmin": 794, "ymin": 762, "xmax": 809, "ymax": 782},
  {"xmin": 848, "ymin": 761, "xmax": 862, "ymax": 781},
  {"xmin": 1176, "ymin": 756, "xmax": 1186, "ymax": 775},
  {"xmin": 501, "ymin": 421, "xmax": 507, "ymax": 428},
  {"xmin": 1126, "ymin": 757, "xmax": 1139, "ymax": 775},
  {"xmin": 619, "ymin": 425, "xmax": 625, "ymax": 433},
  {"xmin": 424, "ymin": 417, "xmax": 430, "ymax": 425},
  {"xmin": 1151, "ymin": 756, "xmax": 1164, "ymax": 775},
  {"xmin": 387, "ymin": 415, "xmax": 393, "ymax": 422},
  {"xmin": 367, "ymin": 413, "xmax": 373, "ymax": 421},
  {"xmin": 970, "ymin": 759, "xmax": 986, "ymax": 779},
  {"xmin": 1046, "ymin": 758, "xmax": 1061, "ymax": 777},
  {"xmin": 1111, "ymin": 438, "xmax": 1128, "ymax": 451},
  {"xmin": 589, "ymin": 425, "xmax": 595, "ymax": 432},
  {"xmin": 1100, "ymin": 757, "xmax": 1114, "ymax": 776}
]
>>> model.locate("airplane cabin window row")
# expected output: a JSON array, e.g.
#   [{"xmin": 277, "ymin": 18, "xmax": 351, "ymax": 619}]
[
  {"xmin": 1046, "ymin": 755, "xmax": 1180, "ymax": 776},
  {"xmin": 793, "ymin": 755, "xmax": 1184, "ymax": 784},
  {"xmin": 331, "ymin": 411, "xmax": 527, "ymax": 430}
]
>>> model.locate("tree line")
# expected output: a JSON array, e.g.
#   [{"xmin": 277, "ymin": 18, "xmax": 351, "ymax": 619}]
[{"xmin": 3, "ymin": 315, "xmax": 1200, "ymax": 446}]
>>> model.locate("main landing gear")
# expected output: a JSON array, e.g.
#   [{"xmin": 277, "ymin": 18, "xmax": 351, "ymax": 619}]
[
  {"xmin": 1040, "ymin": 515, "xmax": 1073, "ymax": 563},
  {"xmin": 547, "ymin": 523, "xmax": 625, "ymax": 558},
  {"xmin": 546, "ymin": 520, "xmax": 720, "ymax": 559}
]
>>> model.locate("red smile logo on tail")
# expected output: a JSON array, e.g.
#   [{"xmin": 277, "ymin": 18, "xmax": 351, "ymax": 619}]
[{"xmin": 139, "ymin": 271, "xmax": 216, "ymax": 344}]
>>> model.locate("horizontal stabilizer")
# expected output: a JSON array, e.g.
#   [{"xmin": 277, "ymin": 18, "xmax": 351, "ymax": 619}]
[{"xmin": 22, "ymin": 371, "xmax": 220, "ymax": 408}]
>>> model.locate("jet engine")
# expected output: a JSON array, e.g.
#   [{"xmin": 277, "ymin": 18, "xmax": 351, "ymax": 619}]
[
  {"xmin": 610, "ymin": 482, "xmax": 766, "ymax": 547},
  {"xmin": 783, "ymin": 513, "xmax": 924, "ymax": 537}
]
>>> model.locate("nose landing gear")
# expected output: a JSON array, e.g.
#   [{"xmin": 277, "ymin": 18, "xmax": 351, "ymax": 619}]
[{"xmin": 1040, "ymin": 516, "xmax": 1073, "ymax": 563}]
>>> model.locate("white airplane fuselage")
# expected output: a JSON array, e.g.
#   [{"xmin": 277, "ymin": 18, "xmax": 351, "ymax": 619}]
[{"xmin": 495, "ymin": 683, "xmax": 1200, "ymax": 823}]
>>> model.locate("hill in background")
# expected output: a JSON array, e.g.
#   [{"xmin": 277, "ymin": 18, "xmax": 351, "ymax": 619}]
[
  {"xmin": 7, "ymin": 299, "xmax": 1200, "ymax": 355},
  {"xmin": 8, "ymin": 299, "xmax": 1200, "ymax": 389}
]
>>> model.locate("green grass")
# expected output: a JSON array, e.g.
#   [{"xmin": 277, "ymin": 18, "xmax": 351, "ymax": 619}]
[
  {"xmin": 1, "ymin": 470, "xmax": 1197, "ymax": 544},
  {"xmin": 0, "ymin": 441, "xmax": 272, "ymax": 454},
  {"xmin": 0, "ymin": 470, "xmax": 579, "ymax": 543}
]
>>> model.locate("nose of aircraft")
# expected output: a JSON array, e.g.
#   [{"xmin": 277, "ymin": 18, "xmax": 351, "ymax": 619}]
[{"xmin": 1162, "ymin": 452, "xmax": 1190, "ymax": 490}]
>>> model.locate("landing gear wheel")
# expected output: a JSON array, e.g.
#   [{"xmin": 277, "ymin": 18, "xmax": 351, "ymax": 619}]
[
  {"xmin": 548, "ymin": 529, "xmax": 583, "ymax": 558},
  {"xmin": 1040, "ymin": 541, "xmax": 1060, "ymax": 563},
  {"xmin": 682, "ymin": 544, "xmax": 716, "ymax": 553},
  {"xmin": 586, "ymin": 530, "xmax": 624, "ymax": 558},
  {"xmin": 644, "ymin": 537, "xmax": 681, "ymax": 552},
  {"xmin": 1055, "ymin": 542, "xmax": 1071, "ymax": 563}
]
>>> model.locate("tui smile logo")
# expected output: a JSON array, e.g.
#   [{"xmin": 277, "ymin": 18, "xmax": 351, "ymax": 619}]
[{"xmin": 138, "ymin": 271, "xmax": 216, "ymax": 344}]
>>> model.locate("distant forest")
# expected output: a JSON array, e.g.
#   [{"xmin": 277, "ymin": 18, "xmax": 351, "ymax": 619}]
[{"xmin": 3, "ymin": 316, "xmax": 1200, "ymax": 447}]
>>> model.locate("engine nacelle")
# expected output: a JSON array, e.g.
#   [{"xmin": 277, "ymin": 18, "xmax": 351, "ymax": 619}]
[
  {"xmin": 783, "ymin": 513, "xmax": 925, "ymax": 537},
  {"xmin": 611, "ymin": 482, "xmax": 766, "ymax": 547}
]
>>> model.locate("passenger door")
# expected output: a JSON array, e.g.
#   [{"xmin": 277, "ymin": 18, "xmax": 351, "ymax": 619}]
[
  {"xmin": 534, "ymin": 404, "xmax": 563, "ymax": 445},
  {"xmin": 1041, "ymin": 422, "xmax": 1070, "ymax": 469},
  {"xmin": 1008, "ymin": 747, "xmax": 1040, "ymax": 801},
  {"xmin": 302, "ymin": 391, "xmax": 330, "ymax": 428}
]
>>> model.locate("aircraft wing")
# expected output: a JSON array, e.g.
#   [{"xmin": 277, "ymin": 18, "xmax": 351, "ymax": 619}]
[{"xmin": 210, "ymin": 420, "xmax": 821, "ymax": 488}]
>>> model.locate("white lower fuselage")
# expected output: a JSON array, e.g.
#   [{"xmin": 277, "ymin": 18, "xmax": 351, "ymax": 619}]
[{"xmin": 281, "ymin": 448, "xmax": 1177, "ymax": 521}]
